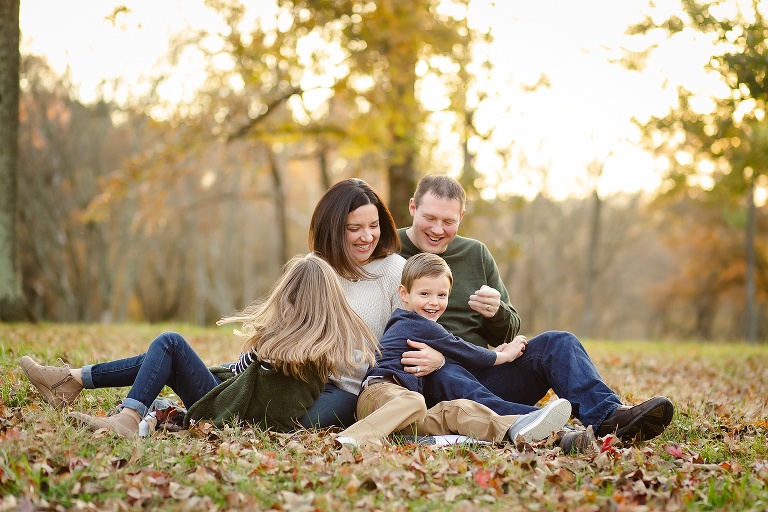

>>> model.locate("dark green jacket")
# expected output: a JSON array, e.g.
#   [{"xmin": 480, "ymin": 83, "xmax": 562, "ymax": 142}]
[{"xmin": 184, "ymin": 362, "xmax": 325, "ymax": 432}]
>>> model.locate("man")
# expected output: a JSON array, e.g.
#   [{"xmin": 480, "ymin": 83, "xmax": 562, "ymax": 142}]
[{"xmin": 397, "ymin": 174, "xmax": 674, "ymax": 444}]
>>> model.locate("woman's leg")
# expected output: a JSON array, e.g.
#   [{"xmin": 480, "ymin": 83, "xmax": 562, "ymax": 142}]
[{"xmin": 297, "ymin": 383, "xmax": 358, "ymax": 429}]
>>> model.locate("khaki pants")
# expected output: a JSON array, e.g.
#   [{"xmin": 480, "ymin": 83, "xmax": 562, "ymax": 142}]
[{"xmin": 339, "ymin": 381, "xmax": 520, "ymax": 446}]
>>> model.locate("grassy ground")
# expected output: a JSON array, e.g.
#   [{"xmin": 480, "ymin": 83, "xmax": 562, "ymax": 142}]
[{"xmin": 2, "ymin": 323, "xmax": 767, "ymax": 511}]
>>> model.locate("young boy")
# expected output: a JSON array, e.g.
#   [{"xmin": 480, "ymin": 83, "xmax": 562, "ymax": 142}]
[{"xmin": 336, "ymin": 253, "xmax": 572, "ymax": 448}]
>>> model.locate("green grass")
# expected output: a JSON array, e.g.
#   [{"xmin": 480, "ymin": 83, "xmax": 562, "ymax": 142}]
[{"xmin": 2, "ymin": 323, "xmax": 768, "ymax": 510}]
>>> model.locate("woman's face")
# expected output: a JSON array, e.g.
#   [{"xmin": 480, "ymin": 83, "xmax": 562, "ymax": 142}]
[{"xmin": 345, "ymin": 203, "xmax": 380, "ymax": 265}]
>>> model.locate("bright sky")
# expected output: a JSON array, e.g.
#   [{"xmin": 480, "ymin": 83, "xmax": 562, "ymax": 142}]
[{"xmin": 18, "ymin": 0, "xmax": 718, "ymax": 200}]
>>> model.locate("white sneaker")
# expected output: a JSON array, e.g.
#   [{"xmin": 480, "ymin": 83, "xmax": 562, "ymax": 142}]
[
  {"xmin": 507, "ymin": 398, "xmax": 572, "ymax": 443},
  {"xmin": 335, "ymin": 436, "xmax": 360, "ymax": 449}
]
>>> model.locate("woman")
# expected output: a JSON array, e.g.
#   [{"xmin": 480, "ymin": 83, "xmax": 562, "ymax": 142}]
[
  {"xmin": 20, "ymin": 254, "xmax": 376, "ymax": 436},
  {"xmin": 299, "ymin": 178, "xmax": 408, "ymax": 428}
]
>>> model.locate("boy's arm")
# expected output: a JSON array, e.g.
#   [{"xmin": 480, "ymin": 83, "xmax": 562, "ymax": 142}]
[{"xmin": 416, "ymin": 322, "xmax": 517, "ymax": 367}]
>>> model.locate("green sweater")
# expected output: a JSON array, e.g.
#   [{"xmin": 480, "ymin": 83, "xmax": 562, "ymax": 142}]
[
  {"xmin": 184, "ymin": 363, "xmax": 325, "ymax": 432},
  {"xmin": 398, "ymin": 228, "xmax": 521, "ymax": 348}
]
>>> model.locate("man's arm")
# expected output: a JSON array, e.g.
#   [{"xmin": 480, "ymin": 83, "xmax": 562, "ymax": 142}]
[{"xmin": 472, "ymin": 242, "xmax": 521, "ymax": 346}]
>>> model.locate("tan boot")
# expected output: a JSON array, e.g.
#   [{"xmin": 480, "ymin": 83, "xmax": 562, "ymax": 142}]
[
  {"xmin": 20, "ymin": 356, "xmax": 83, "ymax": 409},
  {"xmin": 68, "ymin": 408, "xmax": 141, "ymax": 438}
]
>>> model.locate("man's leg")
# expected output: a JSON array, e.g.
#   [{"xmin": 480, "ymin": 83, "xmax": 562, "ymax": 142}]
[
  {"xmin": 423, "ymin": 363, "xmax": 538, "ymax": 416},
  {"xmin": 472, "ymin": 331, "xmax": 623, "ymax": 429}
]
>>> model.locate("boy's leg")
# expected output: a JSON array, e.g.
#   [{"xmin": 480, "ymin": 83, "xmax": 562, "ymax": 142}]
[
  {"xmin": 414, "ymin": 399, "xmax": 518, "ymax": 443},
  {"xmin": 415, "ymin": 398, "xmax": 572, "ymax": 445},
  {"xmin": 337, "ymin": 382, "xmax": 427, "ymax": 447}
]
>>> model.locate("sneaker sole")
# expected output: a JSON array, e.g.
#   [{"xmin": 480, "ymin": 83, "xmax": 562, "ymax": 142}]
[
  {"xmin": 515, "ymin": 398, "xmax": 572, "ymax": 443},
  {"xmin": 615, "ymin": 396, "xmax": 674, "ymax": 443}
]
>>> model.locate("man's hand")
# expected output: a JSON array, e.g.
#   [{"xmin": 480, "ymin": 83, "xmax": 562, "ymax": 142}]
[
  {"xmin": 469, "ymin": 285, "xmax": 502, "ymax": 318},
  {"xmin": 401, "ymin": 339, "xmax": 446, "ymax": 377}
]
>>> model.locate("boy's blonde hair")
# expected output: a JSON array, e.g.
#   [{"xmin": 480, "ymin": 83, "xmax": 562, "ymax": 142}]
[
  {"xmin": 401, "ymin": 253, "xmax": 453, "ymax": 292},
  {"xmin": 218, "ymin": 254, "xmax": 376, "ymax": 382}
]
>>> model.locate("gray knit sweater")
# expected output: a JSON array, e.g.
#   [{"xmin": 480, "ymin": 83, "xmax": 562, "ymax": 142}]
[{"xmin": 331, "ymin": 253, "xmax": 405, "ymax": 394}]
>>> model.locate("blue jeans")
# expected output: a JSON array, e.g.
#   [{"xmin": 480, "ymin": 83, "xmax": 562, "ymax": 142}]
[
  {"xmin": 297, "ymin": 383, "xmax": 357, "ymax": 429},
  {"xmin": 81, "ymin": 332, "xmax": 223, "ymax": 418},
  {"xmin": 423, "ymin": 331, "xmax": 621, "ymax": 429}
]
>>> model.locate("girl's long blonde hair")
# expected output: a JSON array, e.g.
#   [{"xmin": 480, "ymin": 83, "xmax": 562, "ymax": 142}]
[{"xmin": 217, "ymin": 254, "xmax": 377, "ymax": 382}]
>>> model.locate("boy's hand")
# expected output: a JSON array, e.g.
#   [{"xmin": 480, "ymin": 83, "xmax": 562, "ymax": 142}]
[
  {"xmin": 401, "ymin": 339, "xmax": 446, "ymax": 377},
  {"xmin": 494, "ymin": 335, "xmax": 527, "ymax": 364}
]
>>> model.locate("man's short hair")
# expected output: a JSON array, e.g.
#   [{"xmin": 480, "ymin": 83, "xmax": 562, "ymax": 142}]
[
  {"xmin": 401, "ymin": 253, "xmax": 453, "ymax": 292},
  {"xmin": 413, "ymin": 174, "xmax": 466, "ymax": 210}
]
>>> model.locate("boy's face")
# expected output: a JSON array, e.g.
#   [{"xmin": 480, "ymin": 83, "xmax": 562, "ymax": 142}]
[{"xmin": 398, "ymin": 275, "xmax": 451, "ymax": 322}]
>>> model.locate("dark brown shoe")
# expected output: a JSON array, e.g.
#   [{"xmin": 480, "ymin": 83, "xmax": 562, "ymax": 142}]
[
  {"xmin": 559, "ymin": 425, "xmax": 597, "ymax": 455},
  {"xmin": 596, "ymin": 396, "xmax": 674, "ymax": 443}
]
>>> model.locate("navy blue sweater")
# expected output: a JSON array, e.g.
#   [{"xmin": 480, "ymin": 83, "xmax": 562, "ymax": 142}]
[{"xmin": 365, "ymin": 308, "xmax": 498, "ymax": 393}]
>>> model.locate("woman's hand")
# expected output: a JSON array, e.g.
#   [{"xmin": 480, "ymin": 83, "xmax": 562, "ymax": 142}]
[{"xmin": 401, "ymin": 339, "xmax": 446, "ymax": 377}]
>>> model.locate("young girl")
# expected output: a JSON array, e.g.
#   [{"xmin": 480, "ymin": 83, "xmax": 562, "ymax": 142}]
[{"xmin": 20, "ymin": 254, "xmax": 377, "ymax": 437}]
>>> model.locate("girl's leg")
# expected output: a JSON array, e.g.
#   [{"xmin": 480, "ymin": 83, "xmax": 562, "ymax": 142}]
[
  {"xmin": 68, "ymin": 332, "xmax": 222, "ymax": 437},
  {"xmin": 80, "ymin": 353, "xmax": 148, "ymax": 389},
  {"xmin": 119, "ymin": 332, "xmax": 222, "ymax": 418}
]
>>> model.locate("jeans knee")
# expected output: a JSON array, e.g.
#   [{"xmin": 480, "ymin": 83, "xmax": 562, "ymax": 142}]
[
  {"xmin": 535, "ymin": 330, "xmax": 582, "ymax": 353},
  {"xmin": 153, "ymin": 331, "xmax": 184, "ymax": 351}
]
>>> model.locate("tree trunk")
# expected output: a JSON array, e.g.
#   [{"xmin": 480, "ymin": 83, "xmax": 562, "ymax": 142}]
[
  {"xmin": 0, "ymin": 0, "xmax": 25, "ymax": 321},
  {"xmin": 268, "ymin": 146, "xmax": 288, "ymax": 264},
  {"xmin": 582, "ymin": 190, "xmax": 602, "ymax": 338},
  {"xmin": 388, "ymin": 151, "xmax": 415, "ymax": 228},
  {"xmin": 745, "ymin": 181, "xmax": 757, "ymax": 343}
]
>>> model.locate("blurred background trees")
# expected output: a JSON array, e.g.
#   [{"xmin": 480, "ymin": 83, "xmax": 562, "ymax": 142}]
[
  {"xmin": 5, "ymin": 0, "xmax": 767, "ymax": 341},
  {"xmin": 0, "ymin": 0, "xmax": 25, "ymax": 321}
]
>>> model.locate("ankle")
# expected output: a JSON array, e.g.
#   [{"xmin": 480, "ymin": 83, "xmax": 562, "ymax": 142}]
[
  {"xmin": 120, "ymin": 407, "xmax": 143, "ymax": 423},
  {"xmin": 70, "ymin": 368, "xmax": 84, "ymax": 386}
]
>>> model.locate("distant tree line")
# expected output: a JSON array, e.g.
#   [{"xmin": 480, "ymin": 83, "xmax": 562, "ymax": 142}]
[
  {"xmin": 14, "ymin": 55, "xmax": 766, "ymax": 340},
  {"xmin": 4, "ymin": 0, "xmax": 767, "ymax": 341}
]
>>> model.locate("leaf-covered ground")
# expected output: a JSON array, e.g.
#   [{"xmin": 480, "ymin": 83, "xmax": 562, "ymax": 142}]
[{"xmin": 2, "ymin": 324, "xmax": 767, "ymax": 511}]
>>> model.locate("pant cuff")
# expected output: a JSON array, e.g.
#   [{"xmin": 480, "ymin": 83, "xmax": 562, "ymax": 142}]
[
  {"xmin": 80, "ymin": 364, "xmax": 95, "ymax": 389},
  {"xmin": 121, "ymin": 398, "xmax": 148, "ymax": 418}
]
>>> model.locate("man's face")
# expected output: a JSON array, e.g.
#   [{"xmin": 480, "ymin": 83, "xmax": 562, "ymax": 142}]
[{"xmin": 408, "ymin": 192, "xmax": 464, "ymax": 254}]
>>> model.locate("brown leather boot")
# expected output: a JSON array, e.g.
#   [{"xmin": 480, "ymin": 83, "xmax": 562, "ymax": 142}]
[
  {"xmin": 20, "ymin": 356, "xmax": 83, "ymax": 409},
  {"xmin": 68, "ymin": 408, "xmax": 141, "ymax": 438}
]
